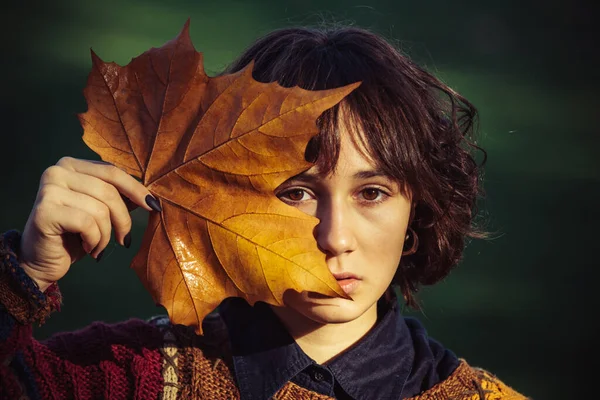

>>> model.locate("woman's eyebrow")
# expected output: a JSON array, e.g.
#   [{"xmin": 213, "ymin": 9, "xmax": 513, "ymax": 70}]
[
  {"xmin": 283, "ymin": 172, "xmax": 317, "ymax": 184},
  {"xmin": 353, "ymin": 169, "xmax": 391, "ymax": 180},
  {"xmin": 286, "ymin": 169, "xmax": 391, "ymax": 183}
]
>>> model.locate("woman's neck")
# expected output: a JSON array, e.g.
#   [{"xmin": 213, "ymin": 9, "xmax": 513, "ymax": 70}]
[{"xmin": 270, "ymin": 303, "xmax": 378, "ymax": 365}]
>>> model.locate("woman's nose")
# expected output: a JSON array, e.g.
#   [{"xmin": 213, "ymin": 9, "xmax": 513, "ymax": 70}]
[{"xmin": 315, "ymin": 199, "xmax": 357, "ymax": 256}]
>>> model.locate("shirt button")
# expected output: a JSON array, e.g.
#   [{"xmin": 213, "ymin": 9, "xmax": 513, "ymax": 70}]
[{"xmin": 312, "ymin": 370, "xmax": 325, "ymax": 382}]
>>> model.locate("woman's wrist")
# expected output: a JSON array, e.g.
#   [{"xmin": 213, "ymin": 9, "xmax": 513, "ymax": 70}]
[
  {"xmin": 5, "ymin": 230, "xmax": 54, "ymax": 292},
  {"xmin": 18, "ymin": 259, "xmax": 54, "ymax": 293},
  {"xmin": 0, "ymin": 230, "xmax": 62, "ymax": 324}
]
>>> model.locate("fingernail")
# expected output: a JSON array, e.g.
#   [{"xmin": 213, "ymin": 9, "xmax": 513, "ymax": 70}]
[
  {"xmin": 96, "ymin": 250, "xmax": 105, "ymax": 262},
  {"xmin": 145, "ymin": 194, "xmax": 162, "ymax": 212},
  {"xmin": 124, "ymin": 232, "xmax": 132, "ymax": 249}
]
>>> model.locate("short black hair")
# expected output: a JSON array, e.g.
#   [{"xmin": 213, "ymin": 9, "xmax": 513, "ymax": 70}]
[{"xmin": 223, "ymin": 26, "xmax": 486, "ymax": 306}]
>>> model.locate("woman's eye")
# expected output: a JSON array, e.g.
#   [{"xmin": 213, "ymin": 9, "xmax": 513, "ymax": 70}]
[
  {"xmin": 288, "ymin": 189, "xmax": 305, "ymax": 201},
  {"xmin": 279, "ymin": 188, "xmax": 310, "ymax": 202},
  {"xmin": 360, "ymin": 188, "xmax": 384, "ymax": 201}
]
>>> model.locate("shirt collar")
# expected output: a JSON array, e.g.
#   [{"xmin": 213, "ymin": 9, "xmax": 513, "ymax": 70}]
[
  {"xmin": 326, "ymin": 298, "xmax": 414, "ymax": 399},
  {"xmin": 220, "ymin": 298, "xmax": 314, "ymax": 400},
  {"xmin": 219, "ymin": 296, "xmax": 417, "ymax": 400}
]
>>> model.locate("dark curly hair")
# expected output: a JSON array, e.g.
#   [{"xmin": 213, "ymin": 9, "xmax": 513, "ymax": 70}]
[{"xmin": 223, "ymin": 26, "xmax": 486, "ymax": 307}]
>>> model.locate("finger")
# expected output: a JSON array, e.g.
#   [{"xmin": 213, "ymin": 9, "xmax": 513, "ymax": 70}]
[
  {"xmin": 64, "ymin": 171, "xmax": 133, "ymax": 246},
  {"xmin": 42, "ymin": 165, "xmax": 133, "ymax": 246},
  {"xmin": 54, "ymin": 157, "xmax": 159, "ymax": 212},
  {"xmin": 121, "ymin": 194, "xmax": 139, "ymax": 213},
  {"xmin": 47, "ymin": 204, "xmax": 102, "ymax": 255},
  {"xmin": 51, "ymin": 185, "xmax": 113, "ymax": 258}
]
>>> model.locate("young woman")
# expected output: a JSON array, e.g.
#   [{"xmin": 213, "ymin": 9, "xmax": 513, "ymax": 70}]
[{"xmin": 0, "ymin": 26, "xmax": 528, "ymax": 399}]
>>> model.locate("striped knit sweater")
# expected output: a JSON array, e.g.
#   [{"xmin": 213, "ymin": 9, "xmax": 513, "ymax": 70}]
[{"xmin": 0, "ymin": 231, "xmax": 528, "ymax": 399}]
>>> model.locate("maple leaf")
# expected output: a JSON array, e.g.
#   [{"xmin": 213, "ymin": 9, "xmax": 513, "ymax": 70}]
[{"xmin": 79, "ymin": 21, "xmax": 359, "ymax": 334}]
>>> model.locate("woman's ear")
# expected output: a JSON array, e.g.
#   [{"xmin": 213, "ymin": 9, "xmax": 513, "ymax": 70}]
[{"xmin": 402, "ymin": 227, "xmax": 418, "ymax": 256}]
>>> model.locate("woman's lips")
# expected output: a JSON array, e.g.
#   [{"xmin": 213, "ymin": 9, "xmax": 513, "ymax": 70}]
[
  {"xmin": 336, "ymin": 278, "xmax": 360, "ymax": 295},
  {"xmin": 332, "ymin": 272, "xmax": 361, "ymax": 296}
]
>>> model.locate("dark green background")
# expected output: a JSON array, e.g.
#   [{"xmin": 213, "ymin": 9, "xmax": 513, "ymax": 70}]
[{"xmin": 1, "ymin": 1, "xmax": 597, "ymax": 398}]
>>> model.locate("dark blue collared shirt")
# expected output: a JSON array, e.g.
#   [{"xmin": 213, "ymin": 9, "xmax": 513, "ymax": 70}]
[{"xmin": 217, "ymin": 296, "xmax": 459, "ymax": 400}]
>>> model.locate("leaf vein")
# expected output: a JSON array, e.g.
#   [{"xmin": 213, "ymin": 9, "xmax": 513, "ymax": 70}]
[
  {"xmin": 93, "ymin": 58, "xmax": 143, "ymax": 174},
  {"xmin": 161, "ymin": 198, "xmax": 331, "ymax": 288}
]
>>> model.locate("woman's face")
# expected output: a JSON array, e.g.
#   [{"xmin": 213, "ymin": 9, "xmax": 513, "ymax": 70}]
[{"xmin": 274, "ymin": 126, "xmax": 412, "ymax": 324}]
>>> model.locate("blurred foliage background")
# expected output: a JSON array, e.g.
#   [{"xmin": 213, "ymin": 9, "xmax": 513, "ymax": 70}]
[{"xmin": 1, "ymin": 0, "xmax": 597, "ymax": 398}]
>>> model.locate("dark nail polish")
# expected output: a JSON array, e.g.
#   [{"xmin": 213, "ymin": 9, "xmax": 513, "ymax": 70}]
[
  {"xmin": 96, "ymin": 250, "xmax": 105, "ymax": 262},
  {"xmin": 145, "ymin": 194, "xmax": 162, "ymax": 212},
  {"xmin": 124, "ymin": 232, "xmax": 132, "ymax": 249}
]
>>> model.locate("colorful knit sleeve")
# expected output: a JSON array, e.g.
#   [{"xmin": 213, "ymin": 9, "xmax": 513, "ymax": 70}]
[{"xmin": 0, "ymin": 230, "xmax": 165, "ymax": 399}]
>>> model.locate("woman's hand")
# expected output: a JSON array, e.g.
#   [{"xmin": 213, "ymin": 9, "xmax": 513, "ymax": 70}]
[{"xmin": 18, "ymin": 157, "xmax": 161, "ymax": 292}]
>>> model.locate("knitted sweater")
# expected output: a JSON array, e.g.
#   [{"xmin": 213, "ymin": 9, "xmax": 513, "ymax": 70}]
[{"xmin": 0, "ymin": 231, "xmax": 528, "ymax": 399}]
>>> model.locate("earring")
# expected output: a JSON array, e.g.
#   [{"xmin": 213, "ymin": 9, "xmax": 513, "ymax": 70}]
[{"xmin": 402, "ymin": 227, "xmax": 418, "ymax": 256}]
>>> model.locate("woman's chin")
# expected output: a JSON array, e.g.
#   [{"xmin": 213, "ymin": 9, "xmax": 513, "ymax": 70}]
[{"xmin": 285, "ymin": 292, "xmax": 370, "ymax": 324}]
